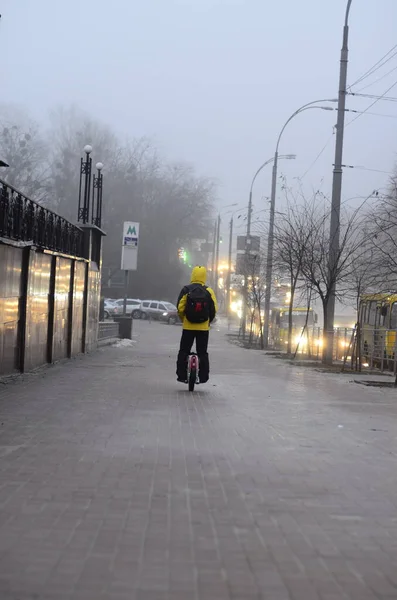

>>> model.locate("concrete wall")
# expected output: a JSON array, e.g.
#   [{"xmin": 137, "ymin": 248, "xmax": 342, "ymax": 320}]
[{"xmin": 0, "ymin": 227, "xmax": 103, "ymax": 376}]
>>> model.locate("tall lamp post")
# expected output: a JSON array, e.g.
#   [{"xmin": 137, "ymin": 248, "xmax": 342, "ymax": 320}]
[
  {"xmin": 262, "ymin": 100, "xmax": 336, "ymax": 348},
  {"xmin": 227, "ymin": 215, "xmax": 234, "ymax": 318},
  {"xmin": 211, "ymin": 219, "xmax": 217, "ymax": 286},
  {"xmin": 214, "ymin": 214, "xmax": 221, "ymax": 296},
  {"xmin": 92, "ymin": 162, "xmax": 104, "ymax": 228},
  {"xmin": 78, "ymin": 145, "xmax": 93, "ymax": 224},
  {"xmin": 326, "ymin": 0, "xmax": 353, "ymax": 363},
  {"xmin": 241, "ymin": 155, "xmax": 296, "ymax": 338}
]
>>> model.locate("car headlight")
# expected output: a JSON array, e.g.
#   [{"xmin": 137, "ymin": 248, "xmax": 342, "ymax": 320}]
[{"xmin": 163, "ymin": 312, "xmax": 168, "ymax": 316}]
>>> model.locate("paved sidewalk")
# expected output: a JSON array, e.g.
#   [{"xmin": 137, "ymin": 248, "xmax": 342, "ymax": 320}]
[{"xmin": 1, "ymin": 321, "xmax": 397, "ymax": 600}]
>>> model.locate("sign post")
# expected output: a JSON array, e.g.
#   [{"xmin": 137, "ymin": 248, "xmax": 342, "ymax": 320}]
[
  {"xmin": 121, "ymin": 222, "xmax": 139, "ymax": 316},
  {"xmin": 123, "ymin": 271, "xmax": 129, "ymax": 316}
]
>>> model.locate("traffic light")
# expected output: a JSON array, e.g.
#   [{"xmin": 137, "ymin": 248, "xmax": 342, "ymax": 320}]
[{"xmin": 178, "ymin": 247, "xmax": 188, "ymax": 263}]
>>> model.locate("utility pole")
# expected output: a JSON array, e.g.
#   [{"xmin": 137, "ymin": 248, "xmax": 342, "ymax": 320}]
[
  {"xmin": 245, "ymin": 154, "xmax": 296, "ymax": 345},
  {"xmin": 262, "ymin": 109, "xmax": 332, "ymax": 349},
  {"xmin": 211, "ymin": 219, "xmax": 217, "ymax": 288},
  {"xmin": 242, "ymin": 190, "xmax": 253, "ymax": 338},
  {"xmin": 226, "ymin": 216, "xmax": 233, "ymax": 317},
  {"xmin": 214, "ymin": 214, "xmax": 221, "ymax": 298},
  {"xmin": 325, "ymin": 0, "xmax": 352, "ymax": 364},
  {"xmin": 263, "ymin": 156, "xmax": 278, "ymax": 348},
  {"xmin": 123, "ymin": 271, "xmax": 129, "ymax": 316},
  {"xmin": 210, "ymin": 204, "xmax": 238, "ymax": 294}
]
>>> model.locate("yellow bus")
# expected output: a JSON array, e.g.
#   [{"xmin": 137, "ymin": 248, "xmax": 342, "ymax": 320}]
[
  {"xmin": 359, "ymin": 293, "xmax": 397, "ymax": 366},
  {"xmin": 269, "ymin": 306, "xmax": 318, "ymax": 349}
]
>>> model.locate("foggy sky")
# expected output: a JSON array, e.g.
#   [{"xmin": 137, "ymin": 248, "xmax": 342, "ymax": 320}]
[{"xmin": 2, "ymin": 0, "xmax": 397, "ymax": 246}]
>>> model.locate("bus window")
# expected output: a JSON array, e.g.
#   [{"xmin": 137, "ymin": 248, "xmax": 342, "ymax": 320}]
[
  {"xmin": 391, "ymin": 303, "xmax": 397, "ymax": 329},
  {"xmin": 363, "ymin": 302, "xmax": 370, "ymax": 324},
  {"xmin": 359, "ymin": 302, "xmax": 366, "ymax": 324},
  {"xmin": 367, "ymin": 301, "xmax": 377, "ymax": 325},
  {"xmin": 380, "ymin": 304, "xmax": 389, "ymax": 327}
]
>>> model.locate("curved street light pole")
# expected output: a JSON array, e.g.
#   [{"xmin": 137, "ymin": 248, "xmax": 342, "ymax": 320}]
[
  {"xmin": 226, "ymin": 206, "xmax": 246, "ymax": 320},
  {"xmin": 213, "ymin": 203, "xmax": 238, "ymax": 297},
  {"xmin": 325, "ymin": 0, "xmax": 353, "ymax": 364},
  {"xmin": 263, "ymin": 101, "xmax": 337, "ymax": 349},
  {"xmin": 242, "ymin": 154, "xmax": 296, "ymax": 338}
]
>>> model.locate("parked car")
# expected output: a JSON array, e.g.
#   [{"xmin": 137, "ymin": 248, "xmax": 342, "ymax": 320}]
[
  {"xmin": 109, "ymin": 298, "xmax": 141, "ymax": 317},
  {"xmin": 159, "ymin": 302, "xmax": 180, "ymax": 325},
  {"xmin": 134, "ymin": 300, "xmax": 179, "ymax": 324},
  {"xmin": 104, "ymin": 299, "xmax": 118, "ymax": 319}
]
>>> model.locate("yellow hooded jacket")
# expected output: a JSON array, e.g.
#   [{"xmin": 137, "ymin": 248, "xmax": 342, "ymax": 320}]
[{"xmin": 177, "ymin": 266, "xmax": 218, "ymax": 331}]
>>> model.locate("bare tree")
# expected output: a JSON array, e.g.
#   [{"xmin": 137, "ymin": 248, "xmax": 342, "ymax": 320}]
[
  {"xmin": 297, "ymin": 197, "xmax": 368, "ymax": 362},
  {"xmin": 273, "ymin": 200, "xmax": 317, "ymax": 355},
  {"xmin": 43, "ymin": 105, "xmax": 217, "ymax": 299},
  {"xmin": 248, "ymin": 254, "xmax": 266, "ymax": 348},
  {"xmin": 0, "ymin": 102, "xmax": 217, "ymax": 302},
  {"xmin": 0, "ymin": 108, "xmax": 50, "ymax": 203},
  {"xmin": 267, "ymin": 180, "xmax": 370, "ymax": 363},
  {"xmin": 47, "ymin": 106, "xmax": 120, "ymax": 221},
  {"xmin": 344, "ymin": 227, "xmax": 381, "ymax": 313},
  {"xmin": 237, "ymin": 252, "xmax": 266, "ymax": 347},
  {"xmin": 370, "ymin": 184, "xmax": 397, "ymax": 292}
]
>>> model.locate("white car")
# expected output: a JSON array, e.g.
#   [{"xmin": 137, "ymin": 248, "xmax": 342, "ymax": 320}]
[
  {"xmin": 104, "ymin": 299, "xmax": 118, "ymax": 319},
  {"xmin": 112, "ymin": 298, "xmax": 141, "ymax": 317}
]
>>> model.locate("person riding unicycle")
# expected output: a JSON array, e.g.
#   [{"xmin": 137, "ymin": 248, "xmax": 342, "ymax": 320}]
[{"xmin": 176, "ymin": 266, "xmax": 217, "ymax": 383}]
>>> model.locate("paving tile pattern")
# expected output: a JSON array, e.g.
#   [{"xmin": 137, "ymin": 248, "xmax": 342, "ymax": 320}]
[{"xmin": 0, "ymin": 322, "xmax": 397, "ymax": 599}]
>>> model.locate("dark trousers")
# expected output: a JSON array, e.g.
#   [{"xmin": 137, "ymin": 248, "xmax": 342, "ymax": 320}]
[{"xmin": 176, "ymin": 330, "xmax": 210, "ymax": 382}]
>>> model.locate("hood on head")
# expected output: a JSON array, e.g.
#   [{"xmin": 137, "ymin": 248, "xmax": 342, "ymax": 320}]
[{"xmin": 191, "ymin": 265, "xmax": 207, "ymax": 285}]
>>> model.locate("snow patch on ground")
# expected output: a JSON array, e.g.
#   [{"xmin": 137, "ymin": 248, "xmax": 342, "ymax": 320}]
[{"xmin": 113, "ymin": 338, "xmax": 136, "ymax": 348}]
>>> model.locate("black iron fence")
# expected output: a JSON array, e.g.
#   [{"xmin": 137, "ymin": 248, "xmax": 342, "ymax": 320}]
[{"xmin": 0, "ymin": 179, "xmax": 84, "ymax": 257}]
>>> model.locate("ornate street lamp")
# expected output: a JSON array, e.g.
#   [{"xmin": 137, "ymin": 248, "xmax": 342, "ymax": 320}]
[
  {"xmin": 92, "ymin": 162, "xmax": 104, "ymax": 228},
  {"xmin": 77, "ymin": 144, "xmax": 92, "ymax": 224}
]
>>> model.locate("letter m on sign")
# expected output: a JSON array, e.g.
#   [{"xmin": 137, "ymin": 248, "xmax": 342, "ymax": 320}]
[{"xmin": 127, "ymin": 225, "xmax": 136, "ymax": 235}]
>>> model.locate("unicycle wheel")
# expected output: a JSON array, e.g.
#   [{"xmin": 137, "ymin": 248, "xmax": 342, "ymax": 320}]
[
  {"xmin": 187, "ymin": 353, "xmax": 199, "ymax": 392},
  {"xmin": 188, "ymin": 368, "xmax": 196, "ymax": 392}
]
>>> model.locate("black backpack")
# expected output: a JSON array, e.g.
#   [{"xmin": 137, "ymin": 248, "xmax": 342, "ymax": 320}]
[{"xmin": 184, "ymin": 284, "xmax": 211, "ymax": 323}]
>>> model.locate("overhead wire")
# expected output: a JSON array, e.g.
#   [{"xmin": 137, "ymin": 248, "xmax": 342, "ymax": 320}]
[
  {"xmin": 355, "ymin": 64, "xmax": 397, "ymax": 93},
  {"xmin": 346, "ymin": 45, "xmax": 397, "ymax": 131},
  {"xmin": 299, "ymin": 132, "xmax": 335, "ymax": 180},
  {"xmin": 348, "ymin": 92, "xmax": 397, "ymax": 103},
  {"xmin": 346, "ymin": 108, "xmax": 397, "ymax": 120},
  {"xmin": 348, "ymin": 44, "xmax": 397, "ymax": 89},
  {"xmin": 342, "ymin": 165, "xmax": 395, "ymax": 175},
  {"xmin": 287, "ymin": 58, "xmax": 397, "ymax": 182},
  {"xmin": 361, "ymin": 169, "xmax": 395, "ymax": 177},
  {"xmin": 345, "ymin": 79, "xmax": 397, "ymax": 127},
  {"xmin": 280, "ymin": 46, "xmax": 397, "ymax": 192}
]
